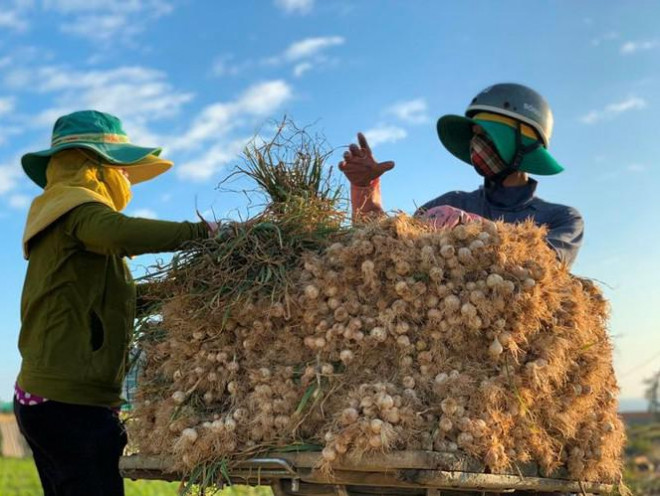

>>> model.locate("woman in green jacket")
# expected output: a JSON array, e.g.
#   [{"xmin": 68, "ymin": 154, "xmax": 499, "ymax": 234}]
[{"xmin": 14, "ymin": 110, "xmax": 214, "ymax": 496}]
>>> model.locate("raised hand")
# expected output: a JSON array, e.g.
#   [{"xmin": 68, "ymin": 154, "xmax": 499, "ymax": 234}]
[{"xmin": 338, "ymin": 132, "xmax": 395, "ymax": 187}]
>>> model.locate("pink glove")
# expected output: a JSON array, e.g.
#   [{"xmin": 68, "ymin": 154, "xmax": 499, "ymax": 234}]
[
  {"xmin": 196, "ymin": 210, "xmax": 220, "ymax": 237},
  {"xmin": 421, "ymin": 205, "xmax": 482, "ymax": 230},
  {"xmin": 206, "ymin": 220, "xmax": 220, "ymax": 237}
]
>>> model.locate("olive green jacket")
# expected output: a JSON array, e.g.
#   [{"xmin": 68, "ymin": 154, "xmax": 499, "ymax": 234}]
[{"xmin": 17, "ymin": 203, "xmax": 208, "ymax": 408}]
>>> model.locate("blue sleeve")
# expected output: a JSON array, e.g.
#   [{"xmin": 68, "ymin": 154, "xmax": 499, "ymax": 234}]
[{"xmin": 545, "ymin": 207, "xmax": 584, "ymax": 268}]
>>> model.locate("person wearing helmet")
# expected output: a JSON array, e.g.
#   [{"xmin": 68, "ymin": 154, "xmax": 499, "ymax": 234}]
[
  {"xmin": 14, "ymin": 110, "xmax": 219, "ymax": 496},
  {"xmin": 339, "ymin": 83, "xmax": 584, "ymax": 268}
]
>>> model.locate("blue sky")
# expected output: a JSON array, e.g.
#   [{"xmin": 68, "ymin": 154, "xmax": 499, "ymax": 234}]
[{"xmin": 0, "ymin": 0, "xmax": 658, "ymax": 409}]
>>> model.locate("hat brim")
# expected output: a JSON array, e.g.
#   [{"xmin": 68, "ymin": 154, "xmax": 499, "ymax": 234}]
[
  {"xmin": 437, "ymin": 115, "xmax": 564, "ymax": 176},
  {"xmin": 22, "ymin": 142, "xmax": 171, "ymax": 188},
  {"xmin": 105, "ymin": 154, "xmax": 173, "ymax": 185}
]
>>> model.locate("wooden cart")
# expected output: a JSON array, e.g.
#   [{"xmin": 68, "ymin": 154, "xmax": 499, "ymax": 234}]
[{"xmin": 120, "ymin": 451, "xmax": 615, "ymax": 495}]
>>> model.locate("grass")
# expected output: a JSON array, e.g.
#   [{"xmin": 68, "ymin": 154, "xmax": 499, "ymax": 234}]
[
  {"xmin": 623, "ymin": 421, "xmax": 660, "ymax": 496},
  {"xmin": 0, "ymin": 456, "xmax": 272, "ymax": 496}
]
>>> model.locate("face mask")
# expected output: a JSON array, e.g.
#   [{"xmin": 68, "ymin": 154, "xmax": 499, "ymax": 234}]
[
  {"xmin": 100, "ymin": 167, "xmax": 132, "ymax": 211},
  {"xmin": 469, "ymin": 134, "xmax": 509, "ymax": 179}
]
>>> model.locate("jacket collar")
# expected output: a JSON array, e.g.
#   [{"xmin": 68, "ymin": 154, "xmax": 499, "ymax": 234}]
[{"xmin": 482, "ymin": 178, "xmax": 538, "ymax": 210}]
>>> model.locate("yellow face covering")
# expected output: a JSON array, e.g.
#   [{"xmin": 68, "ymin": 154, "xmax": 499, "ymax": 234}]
[
  {"xmin": 22, "ymin": 149, "xmax": 133, "ymax": 258},
  {"xmin": 99, "ymin": 165, "xmax": 133, "ymax": 212}
]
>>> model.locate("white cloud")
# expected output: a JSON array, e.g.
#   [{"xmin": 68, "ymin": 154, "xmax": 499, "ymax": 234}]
[
  {"xmin": 627, "ymin": 163, "xmax": 647, "ymax": 172},
  {"xmin": 591, "ymin": 31, "xmax": 618, "ymax": 47},
  {"xmin": 621, "ymin": 40, "xmax": 659, "ymax": 55},
  {"xmin": 0, "ymin": 10, "xmax": 29, "ymax": 31},
  {"xmin": 0, "ymin": 97, "xmax": 15, "ymax": 116},
  {"xmin": 0, "ymin": 164, "xmax": 21, "ymax": 195},
  {"xmin": 580, "ymin": 96, "xmax": 647, "ymax": 124},
  {"xmin": 0, "ymin": 125, "xmax": 25, "ymax": 146},
  {"xmin": 44, "ymin": 0, "xmax": 173, "ymax": 43},
  {"xmin": 364, "ymin": 125, "xmax": 407, "ymax": 147},
  {"xmin": 21, "ymin": 66, "xmax": 193, "ymax": 134},
  {"xmin": 239, "ymin": 80, "xmax": 292, "ymax": 114},
  {"xmin": 130, "ymin": 208, "xmax": 158, "ymax": 219},
  {"xmin": 60, "ymin": 14, "xmax": 134, "ymax": 43},
  {"xmin": 262, "ymin": 36, "xmax": 344, "ymax": 76},
  {"xmin": 386, "ymin": 99, "xmax": 429, "ymax": 125},
  {"xmin": 8, "ymin": 194, "xmax": 31, "ymax": 209},
  {"xmin": 284, "ymin": 36, "xmax": 344, "ymax": 61},
  {"xmin": 212, "ymin": 56, "xmax": 229, "ymax": 76},
  {"xmin": 213, "ymin": 36, "xmax": 344, "ymax": 79},
  {"xmin": 173, "ymin": 102, "xmax": 233, "ymax": 149},
  {"xmin": 171, "ymin": 80, "xmax": 293, "ymax": 182},
  {"xmin": 43, "ymin": 0, "xmax": 172, "ymax": 15},
  {"xmin": 212, "ymin": 55, "xmax": 252, "ymax": 77},
  {"xmin": 3, "ymin": 68, "xmax": 32, "ymax": 88},
  {"xmin": 6, "ymin": 62, "xmax": 293, "ymax": 184},
  {"xmin": 38, "ymin": 65, "xmax": 157, "ymax": 92},
  {"xmin": 177, "ymin": 138, "xmax": 248, "ymax": 181},
  {"xmin": 293, "ymin": 62, "xmax": 313, "ymax": 78},
  {"xmin": 274, "ymin": 0, "xmax": 314, "ymax": 14},
  {"xmin": 171, "ymin": 80, "xmax": 293, "ymax": 151}
]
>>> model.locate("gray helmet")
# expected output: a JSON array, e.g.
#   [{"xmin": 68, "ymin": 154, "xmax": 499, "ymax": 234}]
[{"xmin": 465, "ymin": 83, "xmax": 554, "ymax": 147}]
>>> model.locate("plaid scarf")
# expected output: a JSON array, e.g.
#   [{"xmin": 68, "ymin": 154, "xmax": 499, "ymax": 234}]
[{"xmin": 469, "ymin": 134, "xmax": 508, "ymax": 178}]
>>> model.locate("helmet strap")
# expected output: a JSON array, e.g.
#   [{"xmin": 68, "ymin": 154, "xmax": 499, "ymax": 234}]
[{"xmin": 489, "ymin": 122, "xmax": 543, "ymax": 184}]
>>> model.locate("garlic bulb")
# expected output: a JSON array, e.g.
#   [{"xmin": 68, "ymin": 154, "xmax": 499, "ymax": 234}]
[
  {"xmin": 370, "ymin": 418, "xmax": 384, "ymax": 434},
  {"xmin": 341, "ymin": 408, "xmax": 359, "ymax": 425},
  {"xmin": 441, "ymin": 398, "xmax": 458, "ymax": 415},
  {"xmin": 181, "ymin": 428, "xmax": 198, "ymax": 443},
  {"xmin": 340, "ymin": 349, "xmax": 354, "ymax": 364},
  {"xmin": 172, "ymin": 391, "xmax": 186, "ymax": 404},
  {"xmin": 489, "ymin": 337, "xmax": 504, "ymax": 357},
  {"xmin": 370, "ymin": 327, "xmax": 387, "ymax": 342},
  {"xmin": 402, "ymin": 376, "xmax": 415, "ymax": 389},
  {"xmin": 487, "ymin": 273, "xmax": 504, "ymax": 289},
  {"xmin": 322, "ymin": 447, "xmax": 337, "ymax": 462},
  {"xmin": 439, "ymin": 416, "xmax": 453, "ymax": 432},
  {"xmin": 369, "ymin": 435, "xmax": 383, "ymax": 448},
  {"xmin": 457, "ymin": 432, "xmax": 474, "ymax": 447},
  {"xmin": 377, "ymin": 394, "xmax": 395, "ymax": 410},
  {"xmin": 435, "ymin": 372, "xmax": 449, "ymax": 384}
]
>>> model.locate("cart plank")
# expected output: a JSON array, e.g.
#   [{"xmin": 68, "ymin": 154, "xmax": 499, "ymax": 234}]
[{"xmin": 119, "ymin": 454, "xmax": 615, "ymax": 494}]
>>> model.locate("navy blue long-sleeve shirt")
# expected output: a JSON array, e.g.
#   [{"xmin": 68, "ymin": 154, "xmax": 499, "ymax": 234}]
[{"xmin": 418, "ymin": 179, "xmax": 584, "ymax": 267}]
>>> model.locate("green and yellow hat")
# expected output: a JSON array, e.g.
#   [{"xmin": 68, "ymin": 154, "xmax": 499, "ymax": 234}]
[{"xmin": 22, "ymin": 110, "xmax": 172, "ymax": 188}]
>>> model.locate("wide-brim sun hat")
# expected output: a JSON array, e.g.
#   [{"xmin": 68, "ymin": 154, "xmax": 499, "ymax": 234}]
[
  {"xmin": 22, "ymin": 110, "xmax": 173, "ymax": 188},
  {"xmin": 437, "ymin": 113, "xmax": 564, "ymax": 176}
]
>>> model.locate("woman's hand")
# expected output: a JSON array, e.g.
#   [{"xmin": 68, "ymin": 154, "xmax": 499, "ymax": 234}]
[
  {"xmin": 338, "ymin": 133, "xmax": 395, "ymax": 187},
  {"xmin": 205, "ymin": 221, "xmax": 220, "ymax": 236},
  {"xmin": 196, "ymin": 210, "xmax": 221, "ymax": 237}
]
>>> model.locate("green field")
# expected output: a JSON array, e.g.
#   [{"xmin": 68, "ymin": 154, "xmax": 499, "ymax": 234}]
[
  {"xmin": 0, "ymin": 457, "xmax": 272, "ymax": 496},
  {"xmin": 623, "ymin": 422, "xmax": 660, "ymax": 496}
]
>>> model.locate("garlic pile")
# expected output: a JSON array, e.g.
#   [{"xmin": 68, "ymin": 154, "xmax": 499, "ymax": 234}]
[{"xmin": 128, "ymin": 215, "xmax": 624, "ymax": 484}]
